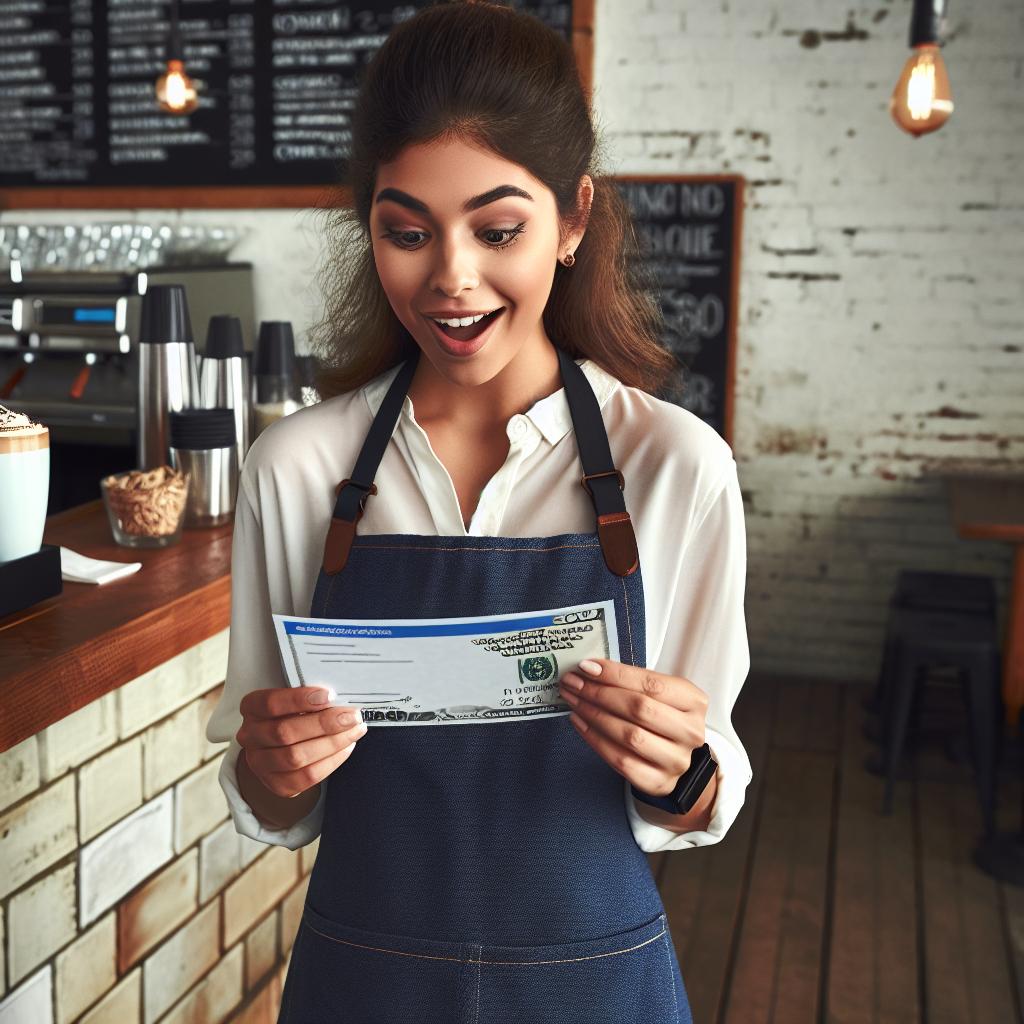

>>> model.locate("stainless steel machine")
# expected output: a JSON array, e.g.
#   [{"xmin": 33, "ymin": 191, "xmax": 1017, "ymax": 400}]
[{"xmin": 0, "ymin": 263, "xmax": 255, "ymax": 514}]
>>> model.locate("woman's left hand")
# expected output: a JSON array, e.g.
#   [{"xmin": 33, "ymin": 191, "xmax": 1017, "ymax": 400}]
[{"xmin": 559, "ymin": 658, "xmax": 709, "ymax": 797}]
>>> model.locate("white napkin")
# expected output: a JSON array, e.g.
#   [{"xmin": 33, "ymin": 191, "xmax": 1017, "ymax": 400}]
[{"xmin": 60, "ymin": 546, "xmax": 142, "ymax": 585}]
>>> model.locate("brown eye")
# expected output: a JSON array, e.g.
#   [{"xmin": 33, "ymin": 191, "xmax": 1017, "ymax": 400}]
[
  {"xmin": 382, "ymin": 229, "xmax": 427, "ymax": 248},
  {"xmin": 481, "ymin": 225, "xmax": 526, "ymax": 249},
  {"xmin": 381, "ymin": 223, "xmax": 526, "ymax": 251}
]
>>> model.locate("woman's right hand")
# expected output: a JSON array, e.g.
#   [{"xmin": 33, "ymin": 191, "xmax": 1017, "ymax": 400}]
[{"xmin": 236, "ymin": 685, "xmax": 367, "ymax": 799}]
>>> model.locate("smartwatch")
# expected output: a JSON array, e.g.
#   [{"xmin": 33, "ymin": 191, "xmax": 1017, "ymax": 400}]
[{"xmin": 630, "ymin": 742, "xmax": 718, "ymax": 816}]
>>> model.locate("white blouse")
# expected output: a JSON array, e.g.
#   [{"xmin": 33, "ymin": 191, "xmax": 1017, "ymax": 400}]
[{"xmin": 206, "ymin": 356, "xmax": 753, "ymax": 854}]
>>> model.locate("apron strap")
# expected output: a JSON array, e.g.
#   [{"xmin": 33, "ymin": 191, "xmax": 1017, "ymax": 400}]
[
  {"xmin": 322, "ymin": 346, "xmax": 638, "ymax": 577},
  {"xmin": 322, "ymin": 350, "xmax": 420, "ymax": 574},
  {"xmin": 556, "ymin": 348, "xmax": 639, "ymax": 577}
]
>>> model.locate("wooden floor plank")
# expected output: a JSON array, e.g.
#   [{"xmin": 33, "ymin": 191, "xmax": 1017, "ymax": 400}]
[
  {"xmin": 919, "ymin": 766, "xmax": 986, "ymax": 1023},
  {"xmin": 660, "ymin": 674, "xmax": 777, "ymax": 1024},
  {"xmin": 773, "ymin": 750, "xmax": 833, "ymax": 1022},
  {"xmin": 720, "ymin": 671, "xmax": 839, "ymax": 1024},
  {"xmin": 653, "ymin": 675, "xmax": 1024, "ymax": 1024},
  {"xmin": 828, "ymin": 683, "xmax": 920, "ymax": 1024},
  {"xmin": 927, "ymin": 749, "xmax": 1017, "ymax": 1023},
  {"xmin": 1002, "ymin": 880, "xmax": 1024, "ymax": 1020},
  {"xmin": 723, "ymin": 745, "xmax": 834, "ymax": 1024}
]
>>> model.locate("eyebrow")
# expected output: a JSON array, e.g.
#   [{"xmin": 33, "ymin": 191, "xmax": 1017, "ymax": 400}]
[{"xmin": 374, "ymin": 184, "xmax": 534, "ymax": 215}]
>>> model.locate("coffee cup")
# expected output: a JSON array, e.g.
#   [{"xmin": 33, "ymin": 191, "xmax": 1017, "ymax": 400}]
[{"xmin": 0, "ymin": 405, "xmax": 50, "ymax": 563}]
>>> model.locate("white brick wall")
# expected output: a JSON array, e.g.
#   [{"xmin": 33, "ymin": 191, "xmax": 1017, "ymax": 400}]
[
  {"xmin": 3, "ymin": 5, "xmax": 1014, "ymax": 686},
  {"xmin": 7, "ymin": 865, "xmax": 76, "ymax": 987},
  {"xmin": 591, "ymin": 0, "xmax": 1022, "ymax": 679},
  {"xmin": 79, "ymin": 790, "xmax": 175, "ymax": 928},
  {"xmin": 0, "ymin": 628, "xmax": 308, "ymax": 1024},
  {"xmin": 1, "ymin": 5, "xmax": 1020, "ymax": 1019}
]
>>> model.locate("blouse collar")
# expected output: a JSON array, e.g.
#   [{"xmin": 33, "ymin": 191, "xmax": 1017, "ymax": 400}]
[{"xmin": 362, "ymin": 356, "xmax": 621, "ymax": 447}]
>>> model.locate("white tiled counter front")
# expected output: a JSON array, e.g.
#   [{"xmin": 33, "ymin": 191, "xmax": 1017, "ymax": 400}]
[{"xmin": 0, "ymin": 630, "xmax": 313, "ymax": 1024}]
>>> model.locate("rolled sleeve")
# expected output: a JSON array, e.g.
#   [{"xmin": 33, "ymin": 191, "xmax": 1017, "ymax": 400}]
[
  {"xmin": 218, "ymin": 738, "xmax": 326, "ymax": 851},
  {"xmin": 205, "ymin": 462, "xmax": 324, "ymax": 850},
  {"xmin": 626, "ymin": 459, "xmax": 754, "ymax": 853}
]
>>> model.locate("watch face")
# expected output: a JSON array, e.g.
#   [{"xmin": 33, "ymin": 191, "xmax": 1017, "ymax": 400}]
[
  {"xmin": 631, "ymin": 744, "xmax": 717, "ymax": 815},
  {"xmin": 671, "ymin": 745, "xmax": 717, "ymax": 813}
]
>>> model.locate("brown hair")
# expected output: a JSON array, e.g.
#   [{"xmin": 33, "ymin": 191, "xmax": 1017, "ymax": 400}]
[{"xmin": 310, "ymin": 0, "xmax": 678, "ymax": 400}]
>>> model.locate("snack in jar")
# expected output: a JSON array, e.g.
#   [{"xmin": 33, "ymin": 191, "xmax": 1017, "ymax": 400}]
[{"xmin": 100, "ymin": 465, "xmax": 190, "ymax": 548}]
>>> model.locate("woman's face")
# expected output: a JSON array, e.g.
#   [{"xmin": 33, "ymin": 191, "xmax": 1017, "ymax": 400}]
[{"xmin": 369, "ymin": 136, "xmax": 583, "ymax": 390}]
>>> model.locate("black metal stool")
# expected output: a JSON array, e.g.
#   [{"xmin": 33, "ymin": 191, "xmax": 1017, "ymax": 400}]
[
  {"xmin": 864, "ymin": 570, "xmax": 997, "ymax": 717},
  {"xmin": 881, "ymin": 606, "xmax": 1002, "ymax": 836}
]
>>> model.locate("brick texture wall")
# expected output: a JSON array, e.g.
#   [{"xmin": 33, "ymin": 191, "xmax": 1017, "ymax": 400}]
[
  {"xmin": 0, "ymin": 631, "xmax": 306, "ymax": 1024},
  {"xmin": 594, "ymin": 0, "xmax": 1023, "ymax": 680},
  {"xmin": 0, "ymin": 0, "xmax": 1018, "ymax": 775},
  {"xmin": 2, "ymin": 3, "xmax": 1021, "ymax": 1021}
]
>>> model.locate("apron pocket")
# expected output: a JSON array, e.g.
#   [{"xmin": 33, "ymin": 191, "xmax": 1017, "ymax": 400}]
[
  {"xmin": 279, "ymin": 902, "xmax": 481, "ymax": 1024},
  {"xmin": 280, "ymin": 903, "xmax": 685, "ymax": 1024},
  {"xmin": 476, "ymin": 911, "xmax": 683, "ymax": 1024}
]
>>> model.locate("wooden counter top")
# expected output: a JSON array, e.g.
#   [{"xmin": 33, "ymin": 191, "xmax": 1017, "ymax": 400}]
[{"xmin": 0, "ymin": 499, "xmax": 233, "ymax": 752}]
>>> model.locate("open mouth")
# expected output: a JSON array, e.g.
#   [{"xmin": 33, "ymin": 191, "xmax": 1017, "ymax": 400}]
[{"xmin": 429, "ymin": 307, "xmax": 504, "ymax": 343}]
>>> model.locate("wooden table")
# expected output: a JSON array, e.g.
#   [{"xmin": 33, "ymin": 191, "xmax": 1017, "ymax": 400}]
[
  {"xmin": 943, "ymin": 473, "xmax": 1024, "ymax": 730},
  {"xmin": 0, "ymin": 498, "xmax": 232, "ymax": 752}
]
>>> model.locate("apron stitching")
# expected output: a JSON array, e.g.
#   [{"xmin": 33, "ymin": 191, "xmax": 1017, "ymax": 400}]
[
  {"xmin": 471, "ymin": 929, "xmax": 665, "ymax": 965},
  {"xmin": 662, "ymin": 922, "xmax": 680, "ymax": 1024},
  {"xmin": 350, "ymin": 542, "xmax": 601, "ymax": 553},
  {"xmin": 475, "ymin": 942, "xmax": 482, "ymax": 1024},
  {"xmin": 302, "ymin": 919, "xmax": 666, "ymax": 966},
  {"xmin": 620, "ymin": 575, "xmax": 635, "ymax": 664}
]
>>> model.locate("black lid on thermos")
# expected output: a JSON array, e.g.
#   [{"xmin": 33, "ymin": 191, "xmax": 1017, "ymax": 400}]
[
  {"xmin": 137, "ymin": 283, "xmax": 199, "ymax": 470},
  {"xmin": 138, "ymin": 284, "xmax": 194, "ymax": 344},
  {"xmin": 204, "ymin": 315, "xmax": 245, "ymax": 358},
  {"xmin": 254, "ymin": 321, "xmax": 296, "ymax": 376}
]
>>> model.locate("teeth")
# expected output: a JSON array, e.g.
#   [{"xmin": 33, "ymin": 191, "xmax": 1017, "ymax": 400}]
[{"xmin": 431, "ymin": 311, "xmax": 492, "ymax": 328}]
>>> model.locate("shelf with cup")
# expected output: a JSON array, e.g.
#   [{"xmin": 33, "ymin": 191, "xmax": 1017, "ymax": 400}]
[{"xmin": 0, "ymin": 496, "xmax": 232, "ymax": 752}]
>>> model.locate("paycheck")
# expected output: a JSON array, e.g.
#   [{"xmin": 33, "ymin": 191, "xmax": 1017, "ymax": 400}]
[{"xmin": 272, "ymin": 599, "xmax": 620, "ymax": 726}]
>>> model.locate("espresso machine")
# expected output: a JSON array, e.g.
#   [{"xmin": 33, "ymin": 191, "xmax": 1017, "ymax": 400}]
[{"xmin": 0, "ymin": 263, "xmax": 254, "ymax": 514}]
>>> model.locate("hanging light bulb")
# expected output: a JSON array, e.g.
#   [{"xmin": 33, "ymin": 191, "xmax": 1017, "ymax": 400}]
[
  {"xmin": 889, "ymin": 0, "xmax": 954, "ymax": 137},
  {"xmin": 155, "ymin": 0, "xmax": 198, "ymax": 115}
]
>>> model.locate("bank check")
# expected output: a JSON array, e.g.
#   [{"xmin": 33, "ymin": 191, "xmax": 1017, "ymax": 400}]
[{"xmin": 271, "ymin": 600, "xmax": 620, "ymax": 726}]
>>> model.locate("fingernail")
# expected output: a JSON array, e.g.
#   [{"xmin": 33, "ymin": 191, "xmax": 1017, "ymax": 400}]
[
  {"xmin": 579, "ymin": 660, "xmax": 602, "ymax": 676},
  {"xmin": 308, "ymin": 687, "xmax": 336, "ymax": 705},
  {"xmin": 562, "ymin": 674, "xmax": 584, "ymax": 691},
  {"xmin": 337, "ymin": 711, "xmax": 360, "ymax": 727}
]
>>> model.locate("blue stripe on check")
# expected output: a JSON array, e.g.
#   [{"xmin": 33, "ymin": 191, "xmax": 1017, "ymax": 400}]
[{"xmin": 284, "ymin": 612, "xmax": 573, "ymax": 639}]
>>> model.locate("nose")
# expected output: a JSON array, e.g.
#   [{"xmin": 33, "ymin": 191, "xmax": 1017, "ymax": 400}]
[{"xmin": 427, "ymin": 233, "xmax": 479, "ymax": 298}]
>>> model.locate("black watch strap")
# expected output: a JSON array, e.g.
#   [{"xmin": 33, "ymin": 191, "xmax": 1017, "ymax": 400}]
[{"xmin": 630, "ymin": 742, "xmax": 718, "ymax": 816}]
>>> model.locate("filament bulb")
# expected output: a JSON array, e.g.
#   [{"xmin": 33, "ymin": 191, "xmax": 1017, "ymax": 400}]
[
  {"xmin": 889, "ymin": 43, "xmax": 954, "ymax": 137},
  {"xmin": 156, "ymin": 60, "xmax": 198, "ymax": 115}
]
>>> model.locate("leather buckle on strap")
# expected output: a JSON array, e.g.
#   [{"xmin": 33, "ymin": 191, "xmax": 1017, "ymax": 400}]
[
  {"xmin": 335, "ymin": 477, "xmax": 378, "ymax": 507},
  {"xmin": 323, "ymin": 478, "xmax": 378, "ymax": 576},
  {"xmin": 580, "ymin": 468, "xmax": 624, "ymax": 500}
]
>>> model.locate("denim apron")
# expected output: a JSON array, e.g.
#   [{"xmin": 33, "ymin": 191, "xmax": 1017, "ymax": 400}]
[{"xmin": 278, "ymin": 348, "xmax": 692, "ymax": 1024}]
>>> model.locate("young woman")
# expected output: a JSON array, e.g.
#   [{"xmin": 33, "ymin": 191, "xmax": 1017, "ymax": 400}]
[{"xmin": 206, "ymin": 3, "xmax": 753, "ymax": 1021}]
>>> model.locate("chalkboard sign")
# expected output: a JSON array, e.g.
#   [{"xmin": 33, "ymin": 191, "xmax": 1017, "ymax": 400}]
[
  {"xmin": 614, "ymin": 175, "xmax": 743, "ymax": 445},
  {"xmin": 0, "ymin": 0, "xmax": 592, "ymax": 208}
]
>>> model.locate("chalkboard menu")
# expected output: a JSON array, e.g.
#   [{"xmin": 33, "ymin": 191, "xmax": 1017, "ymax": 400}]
[
  {"xmin": 0, "ymin": 0, "xmax": 577, "ymax": 193},
  {"xmin": 614, "ymin": 175, "xmax": 743, "ymax": 445}
]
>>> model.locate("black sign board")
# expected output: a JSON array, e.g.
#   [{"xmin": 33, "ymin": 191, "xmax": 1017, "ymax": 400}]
[
  {"xmin": 614, "ymin": 175, "xmax": 743, "ymax": 444},
  {"xmin": 0, "ymin": 1, "xmax": 577, "ymax": 193}
]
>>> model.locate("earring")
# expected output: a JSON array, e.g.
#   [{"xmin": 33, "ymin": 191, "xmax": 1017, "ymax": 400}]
[{"xmin": 561, "ymin": 252, "xmax": 575, "ymax": 267}]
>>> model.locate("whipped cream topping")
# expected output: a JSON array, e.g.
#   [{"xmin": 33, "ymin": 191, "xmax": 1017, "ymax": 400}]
[{"xmin": 0, "ymin": 404, "xmax": 47, "ymax": 436}]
